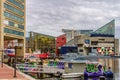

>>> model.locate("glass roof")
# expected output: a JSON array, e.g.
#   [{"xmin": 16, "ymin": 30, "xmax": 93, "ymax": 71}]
[{"xmin": 91, "ymin": 20, "xmax": 115, "ymax": 37}]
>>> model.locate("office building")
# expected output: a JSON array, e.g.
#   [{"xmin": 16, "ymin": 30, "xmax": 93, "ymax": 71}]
[{"xmin": 0, "ymin": 0, "xmax": 26, "ymax": 57}]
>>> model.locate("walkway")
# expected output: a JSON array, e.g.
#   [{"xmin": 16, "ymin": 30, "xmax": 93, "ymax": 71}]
[{"xmin": 0, "ymin": 63, "xmax": 35, "ymax": 80}]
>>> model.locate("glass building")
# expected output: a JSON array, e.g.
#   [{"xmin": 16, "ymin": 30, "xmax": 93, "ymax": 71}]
[{"xmin": 0, "ymin": 0, "xmax": 26, "ymax": 57}]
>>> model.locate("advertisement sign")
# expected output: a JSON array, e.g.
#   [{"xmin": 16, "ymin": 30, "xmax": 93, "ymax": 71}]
[
  {"xmin": 84, "ymin": 39, "xmax": 90, "ymax": 47},
  {"xmin": 5, "ymin": 49, "xmax": 15, "ymax": 54}
]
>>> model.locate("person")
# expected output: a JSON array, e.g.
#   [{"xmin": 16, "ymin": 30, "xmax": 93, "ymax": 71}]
[
  {"xmin": 12, "ymin": 58, "xmax": 15, "ymax": 67},
  {"xmin": 8, "ymin": 57, "xmax": 11, "ymax": 66},
  {"xmin": 84, "ymin": 67, "xmax": 88, "ymax": 80},
  {"xmin": 108, "ymin": 67, "xmax": 112, "ymax": 72},
  {"xmin": 106, "ymin": 67, "xmax": 114, "ymax": 80}
]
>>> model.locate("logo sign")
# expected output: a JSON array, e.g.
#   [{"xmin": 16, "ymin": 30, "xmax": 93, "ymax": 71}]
[
  {"xmin": 85, "ymin": 39, "xmax": 90, "ymax": 44},
  {"xmin": 5, "ymin": 49, "xmax": 15, "ymax": 54}
]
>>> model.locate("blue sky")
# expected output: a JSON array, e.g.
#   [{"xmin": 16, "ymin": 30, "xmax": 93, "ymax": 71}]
[{"xmin": 26, "ymin": 0, "xmax": 120, "ymax": 38}]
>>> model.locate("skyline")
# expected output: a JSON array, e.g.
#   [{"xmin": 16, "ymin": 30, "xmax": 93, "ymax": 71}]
[{"xmin": 26, "ymin": 0, "xmax": 120, "ymax": 38}]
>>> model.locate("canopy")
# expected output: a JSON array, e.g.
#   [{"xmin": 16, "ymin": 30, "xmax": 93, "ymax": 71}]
[
  {"xmin": 38, "ymin": 53, "xmax": 48, "ymax": 59},
  {"xmin": 25, "ymin": 53, "xmax": 49, "ymax": 59},
  {"xmin": 7, "ymin": 54, "xmax": 15, "ymax": 57}
]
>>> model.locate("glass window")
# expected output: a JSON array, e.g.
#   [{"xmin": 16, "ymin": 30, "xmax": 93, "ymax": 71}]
[
  {"xmin": 8, "ymin": 0, "xmax": 24, "ymax": 9},
  {"xmin": 20, "ymin": 0, "xmax": 24, "ymax": 2},
  {"xmin": 4, "ymin": 28, "xmax": 24, "ymax": 36},
  {"xmin": 18, "ymin": 24, "xmax": 24, "ymax": 29},
  {"xmin": 9, "ymin": 21, "xmax": 14, "ymax": 26},
  {"xmin": 7, "ymin": 21, "xmax": 24, "ymax": 30},
  {"xmin": 4, "ymin": 3, "xmax": 24, "ymax": 16},
  {"xmin": 4, "ymin": 12, "xmax": 24, "ymax": 23}
]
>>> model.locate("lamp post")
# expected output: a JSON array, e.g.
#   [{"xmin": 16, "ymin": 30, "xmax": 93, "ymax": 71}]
[
  {"xmin": 13, "ymin": 41, "xmax": 23, "ymax": 78},
  {"xmin": 1, "ymin": 49, "xmax": 4, "ymax": 68},
  {"xmin": 13, "ymin": 46, "xmax": 17, "ymax": 78},
  {"xmin": 1, "ymin": 50, "xmax": 4, "ymax": 67}
]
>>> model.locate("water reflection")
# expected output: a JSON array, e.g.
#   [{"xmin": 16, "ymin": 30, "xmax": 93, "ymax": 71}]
[
  {"xmin": 114, "ymin": 59, "xmax": 120, "ymax": 80},
  {"xmin": 109, "ymin": 59, "xmax": 120, "ymax": 80}
]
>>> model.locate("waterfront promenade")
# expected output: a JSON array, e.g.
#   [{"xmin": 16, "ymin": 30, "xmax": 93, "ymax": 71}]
[{"xmin": 0, "ymin": 63, "xmax": 34, "ymax": 80}]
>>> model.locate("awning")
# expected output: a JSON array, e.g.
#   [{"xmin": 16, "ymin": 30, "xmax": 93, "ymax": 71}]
[
  {"xmin": 7, "ymin": 54, "xmax": 15, "ymax": 57},
  {"xmin": 38, "ymin": 53, "xmax": 48, "ymax": 59}
]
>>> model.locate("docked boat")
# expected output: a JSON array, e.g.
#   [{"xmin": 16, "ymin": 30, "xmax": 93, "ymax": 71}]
[{"xmin": 62, "ymin": 72, "xmax": 83, "ymax": 78}]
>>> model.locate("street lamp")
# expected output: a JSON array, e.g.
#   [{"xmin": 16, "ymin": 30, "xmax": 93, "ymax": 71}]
[
  {"xmin": 13, "ymin": 41, "xmax": 23, "ymax": 78},
  {"xmin": 0, "ymin": 49, "xmax": 4, "ymax": 68},
  {"xmin": 13, "ymin": 46, "xmax": 17, "ymax": 78}
]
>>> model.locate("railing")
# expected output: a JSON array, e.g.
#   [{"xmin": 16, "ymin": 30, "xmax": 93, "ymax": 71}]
[{"xmin": 16, "ymin": 64, "xmax": 65, "ymax": 74}]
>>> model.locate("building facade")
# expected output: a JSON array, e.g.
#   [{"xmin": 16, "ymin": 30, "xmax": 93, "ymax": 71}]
[
  {"xmin": 62, "ymin": 29, "xmax": 76, "ymax": 42},
  {"xmin": 62, "ymin": 29, "xmax": 93, "ymax": 42},
  {"xmin": 56, "ymin": 34, "xmax": 66, "ymax": 55},
  {"xmin": 26, "ymin": 32, "xmax": 66, "ymax": 55},
  {"xmin": 77, "ymin": 35, "xmax": 119, "ymax": 56},
  {"xmin": 27, "ymin": 32, "xmax": 56, "ymax": 53},
  {"xmin": 0, "ymin": 0, "xmax": 26, "ymax": 57},
  {"xmin": 74, "ymin": 20, "xmax": 119, "ymax": 55}
]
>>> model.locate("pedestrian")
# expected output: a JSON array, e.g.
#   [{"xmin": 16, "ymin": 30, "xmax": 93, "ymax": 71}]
[
  {"xmin": 12, "ymin": 58, "xmax": 15, "ymax": 67},
  {"xmin": 84, "ymin": 67, "xmax": 88, "ymax": 80},
  {"xmin": 8, "ymin": 57, "xmax": 11, "ymax": 66},
  {"xmin": 106, "ymin": 67, "xmax": 113, "ymax": 80}
]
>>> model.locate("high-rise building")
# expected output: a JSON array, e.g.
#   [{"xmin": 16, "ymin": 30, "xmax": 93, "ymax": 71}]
[{"xmin": 0, "ymin": 0, "xmax": 26, "ymax": 57}]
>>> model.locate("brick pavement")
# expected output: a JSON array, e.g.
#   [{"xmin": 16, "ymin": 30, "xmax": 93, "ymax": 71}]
[{"xmin": 0, "ymin": 63, "xmax": 34, "ymax": 80}]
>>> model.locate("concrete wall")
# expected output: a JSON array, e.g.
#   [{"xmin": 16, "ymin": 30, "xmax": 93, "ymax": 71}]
[
  {"xmin": 77, "ymin": 35, "xmax": 119, "ymax": 55},
  {"xmin": 0, "ymin": 0, "xmax": 4, "ymax": 58}
]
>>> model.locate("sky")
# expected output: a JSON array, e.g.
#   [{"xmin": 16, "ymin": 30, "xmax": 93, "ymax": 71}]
[{"xmin": 26, "ymin": 0, "xmax": 120, "ymax": 38}]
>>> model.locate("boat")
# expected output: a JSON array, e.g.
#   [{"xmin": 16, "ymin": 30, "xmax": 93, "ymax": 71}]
[{"xmin": 62, "ymin": 72, "xmax": 83, "ymax": 78}]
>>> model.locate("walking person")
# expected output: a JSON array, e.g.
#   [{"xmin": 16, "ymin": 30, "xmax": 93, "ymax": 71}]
[
  {"xmin": 8, "ymin": 57, "xmax": 11, "ymax": 66},
  {"xmin": 12, "ymin": 58, "xmax": 15, "ymax": 67}
]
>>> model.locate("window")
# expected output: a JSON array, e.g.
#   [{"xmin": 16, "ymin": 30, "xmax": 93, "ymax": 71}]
[
  {"xmin": 78, "ymin": 44, "xmax": 83, "ymax": 47},
  {"xmin": 9, "ymin": 21, "xmax": 14, "ymax": 26},
  {"xmin": 5, "ymin": 20, "xmax": 24, "ymax": 30},
  {"xmin": 79, "ymin": 49, "xmax": 83, "ymax": 52},
  {"xmin": 8, "ymin": 0, "xmax": 24, "ymax": 9},
  {"xmin": 4, "ymin": 12, "xmax": 24, "ymax": 23},
  {"xmin": 4, "ymin": 28, "xmax": 24, "ymax": 36},
  {"xmin": 91, "ymin": 41, "xmax": 98, "ymax": 45},
  {"xmin": 18, "ymin": 24, "xmax": 24, "ymax": 29},
  {"xmin": 20, "ymin": 0, "xmax": 24, "ymax": 2},
  {"xmin": 4, "ymin": 3, "xmax": 24, "ymax": 16}
]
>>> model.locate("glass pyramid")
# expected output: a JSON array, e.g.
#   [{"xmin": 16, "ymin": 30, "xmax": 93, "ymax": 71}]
[{"xmin": 91, "ymin": 20, "xmax": 115, "ymax": 37}]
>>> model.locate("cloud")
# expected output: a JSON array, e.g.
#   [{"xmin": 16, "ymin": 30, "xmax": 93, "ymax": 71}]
[{"xmin": 26, "ymin": 0, "xmax": 120, "ymax": 38}]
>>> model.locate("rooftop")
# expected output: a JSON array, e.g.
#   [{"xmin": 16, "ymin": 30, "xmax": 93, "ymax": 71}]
[{"xmin": 91, "ymin": 20, "xmax": 115, "ymax": 37}]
